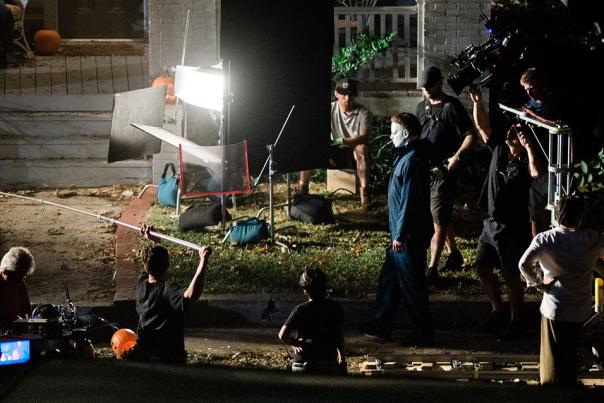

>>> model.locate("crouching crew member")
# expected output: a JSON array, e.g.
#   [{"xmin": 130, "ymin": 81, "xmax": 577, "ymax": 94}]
[{"xmin": 279, "ymin": 268, "xmax": 346, "ymax": 374}]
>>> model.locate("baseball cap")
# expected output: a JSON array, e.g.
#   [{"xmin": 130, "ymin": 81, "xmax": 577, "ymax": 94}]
[
  {"xmin": 335, "ymin": 78, "xmax": 358, "ymax": 95},
  {"xmin": 419, "ymin": 66, "xmax": 443, "ymax": 89}
]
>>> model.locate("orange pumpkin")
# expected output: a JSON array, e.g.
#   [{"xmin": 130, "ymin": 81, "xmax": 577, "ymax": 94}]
[
  {"xmin": 152, "ymin": 75, "xmax": 177, "ymax": 104},
  {"xmin": 33, "ymin": 30, "xmax": 61, "ymax": 56}
]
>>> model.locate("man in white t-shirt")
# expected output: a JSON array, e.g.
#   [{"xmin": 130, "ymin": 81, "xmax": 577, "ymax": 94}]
[
  {"xmin": 298, "ymin": 77, "xmax": 372, "ymax": 208},
  {"xmin": 519, "ymin": 196, "xmax": 604, "ymax": 386}
]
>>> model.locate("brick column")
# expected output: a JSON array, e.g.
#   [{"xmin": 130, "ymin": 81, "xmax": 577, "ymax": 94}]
[
  {"xmin": 148, "ymin": 0, "xmax": 220, "ymax": 82},
  {"xmin": 420, "ymin": 0, "xmax": 490, "ymax": 93}
]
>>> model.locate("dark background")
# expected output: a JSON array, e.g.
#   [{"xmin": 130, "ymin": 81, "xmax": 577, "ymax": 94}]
[{"xmin": 221, "ymin": 0, "xmax": 334, "ymax": 175}]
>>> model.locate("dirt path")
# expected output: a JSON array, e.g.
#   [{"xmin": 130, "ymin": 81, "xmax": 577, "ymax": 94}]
[{"xmin": 0, "ymin": 186, "xmax": 140, "ymax": 306}]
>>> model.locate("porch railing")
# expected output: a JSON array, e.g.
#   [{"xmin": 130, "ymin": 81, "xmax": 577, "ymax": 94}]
[{"xmin": 334, "ymin": 5, "xmax": 423, "ymax": 85}]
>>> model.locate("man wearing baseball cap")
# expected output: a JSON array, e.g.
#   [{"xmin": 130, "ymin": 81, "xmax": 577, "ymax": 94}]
[
  {"xmin": 416, "ymin": 66, "xmax": 476, "ymax": 282},
  {"xmin": 298, "ymin": 77, "xmax": 373, "ymax": 208}
]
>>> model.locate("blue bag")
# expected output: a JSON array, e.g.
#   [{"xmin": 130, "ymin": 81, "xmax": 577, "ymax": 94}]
[
  {"xmin": 228, "ymin": 218, "xmax": 269, "ymax": 245},
  {"xmin": 157, "ymin": 163, "xmax": 179, "ymax": 207}
]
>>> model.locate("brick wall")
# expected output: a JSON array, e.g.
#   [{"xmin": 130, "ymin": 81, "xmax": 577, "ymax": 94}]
[
  {"xmin": 148, "ymin": 0, "xmax": 219, "ymax": 81},
  {"xmin": 421, "ymin": 0, "xmax": 490, "ymax": 95}
]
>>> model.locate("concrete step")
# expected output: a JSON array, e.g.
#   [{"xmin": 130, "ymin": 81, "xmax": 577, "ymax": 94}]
[
  {"xmin": 0, "ymin": 95, "xmax": 153, "ymax": 188},
  {"xmin": 0, "ymin": 111, "xmax": 112, "ymax": 161},
  {"xmin": 0, "ymin": 158, "xmax": 151, "ymax": 188}
]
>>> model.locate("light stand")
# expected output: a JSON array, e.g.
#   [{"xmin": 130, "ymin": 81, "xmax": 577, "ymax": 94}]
[
  {"xmin": 174, "ymin": 64, "xmax": 228, "ymax": 226},
  {"xmin": 254, "ymin": 105, "xmax": 296, "ymax": 243},
  {"xmin": 498, "ymin": 104, "xmax": 573, "ymax": 225}
]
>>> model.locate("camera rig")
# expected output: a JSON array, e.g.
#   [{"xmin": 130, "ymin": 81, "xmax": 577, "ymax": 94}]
[
  {"xmin": 447, "ymin": 24, "xmax": 524, "ymax": 95},
  {"xmin": 498, "ymin": 103, "xmax": 572, "ymax": 225}
]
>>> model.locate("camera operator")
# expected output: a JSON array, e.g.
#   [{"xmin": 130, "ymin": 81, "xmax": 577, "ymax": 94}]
[
  {"xmin": 470, "ymin": 88, "xmax": 542, "ymax": 337},
  {"xmin": 416, "ymin": 66, "xmax": 476, "ymax": 282},
  {"xmin": 519, "ymin": 67, "xmax": 561, "ymax": 236}
]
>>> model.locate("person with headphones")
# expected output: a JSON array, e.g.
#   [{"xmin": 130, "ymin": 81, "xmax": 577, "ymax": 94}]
[
  {"xmin": 362, "ymin": 113, "xmax": 434, "ymax": 345},
  {"xmin": 279, "ymin": 268, "xmax": 346, "ymax": 374}
]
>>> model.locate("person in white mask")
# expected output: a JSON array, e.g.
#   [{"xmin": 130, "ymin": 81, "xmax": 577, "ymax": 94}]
[{"xmin": 362, "ymin": 112, "xmax": 435, "ymax": 346}]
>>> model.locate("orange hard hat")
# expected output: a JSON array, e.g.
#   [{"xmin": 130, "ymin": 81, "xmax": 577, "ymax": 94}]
[{"xmin": 111, "ymin": 328, "xmax": 137, "ymax": 359}]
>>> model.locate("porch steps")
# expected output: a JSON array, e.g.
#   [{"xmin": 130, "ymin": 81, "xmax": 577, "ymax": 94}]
[{"xmin": 0, "ymin": 95, "xmax": 151, "ymax": 189}]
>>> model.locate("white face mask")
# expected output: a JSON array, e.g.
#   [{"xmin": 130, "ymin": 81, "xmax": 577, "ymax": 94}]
[{"xmin": 390, "ymin": 122, "xmax": 410, "ymax": 148}]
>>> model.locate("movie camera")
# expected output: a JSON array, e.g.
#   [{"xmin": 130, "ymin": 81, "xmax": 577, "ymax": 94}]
[
  {"xmin": 2, "ymin": 282, "xmax": 118, "ymax": 359},
  {"xmin": 447, "ymin": 23, "xmax": 525, "ymax": 96}
]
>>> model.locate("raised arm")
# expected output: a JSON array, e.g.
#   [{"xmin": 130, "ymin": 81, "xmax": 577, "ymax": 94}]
[
  {"xmin": 183, "ymin": 246, "xmax": 211, "ymax": 301},
  {"xmin": 517, "ymin": 129, "xmax": 543, "ymax": 179},
  {"xmin": 470, "ymin": 87, "xmax": 491, "ymax": 143}
]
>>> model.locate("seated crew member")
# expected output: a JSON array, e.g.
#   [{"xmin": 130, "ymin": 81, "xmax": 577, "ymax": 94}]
[
  {"xmin": 0, "ymin": 247, "xmax": 35, "ymax": 323},
  {"xmin": 298, "ymin": 77, "xmax": 372, "ymax": 208},
  {"xmin": 519, "ymin": 197, "xmax": 604, "ymax": 386},
  {"xmin": 132, "ymin": 224, "xmax": 211, "ymax": 363},
  {"xmin": 279, "ymin": 268, "xmax": 346, "ymax": 374},
  {"xmin": 470, "ymin": 88, "xmax": 542, "ymax": 337}
]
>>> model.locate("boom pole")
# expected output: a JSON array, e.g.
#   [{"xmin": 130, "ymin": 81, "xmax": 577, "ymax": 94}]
[{"xmin": 0, "ymin": 191, "xmax": 204, "ymax": 252}]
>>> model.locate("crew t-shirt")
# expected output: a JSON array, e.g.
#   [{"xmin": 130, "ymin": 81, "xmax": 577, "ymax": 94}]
[
  {"xmin": 416, "ymin": 95, "xmax": 474, "ymax": 166},
  {"xmin": 284, "ymin": 298, "xmax": 344, "ymax": 362},
  {"xmin": 478, "ymin": 136, "xmax": 532, "ymax": 227},
  {"xmin": 135, "ymin": 272, "xmax": 190, "ymax": 362},
  {"xmin": 330, "ymin": 101, "xmax": 371, "ymax": 140}
]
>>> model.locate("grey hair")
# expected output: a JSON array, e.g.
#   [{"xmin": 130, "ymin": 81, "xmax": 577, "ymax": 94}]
[{"xmin": 0, "ymin": 247, "xmax": 36, "ymax": 277}]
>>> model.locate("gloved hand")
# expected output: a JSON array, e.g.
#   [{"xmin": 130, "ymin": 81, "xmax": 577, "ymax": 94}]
[{"xmin": 331, "ymin": 138, "xmax": 345, "ymax": 147}]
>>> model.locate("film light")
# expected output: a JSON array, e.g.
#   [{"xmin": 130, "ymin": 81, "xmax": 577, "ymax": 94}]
[{"xmin": 174, "ymin": 65, "xmax": 224, "ymax": 111}]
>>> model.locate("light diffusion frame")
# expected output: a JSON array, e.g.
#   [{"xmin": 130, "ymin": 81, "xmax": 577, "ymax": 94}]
[{"xmin": 178, "ymin": 141, "xmax": 250, "ymax": 198}]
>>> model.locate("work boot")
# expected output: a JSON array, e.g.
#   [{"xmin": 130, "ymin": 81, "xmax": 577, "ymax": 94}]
[
  {"xmin": 444, "ymin": 250, "xmax": 464, "ymax": 271},
  {"xmin": 426, "ymin": 266, "xmax": 439, "ymax": 284},
  {"xmin": 360, "ymin": 186, "xmax": 371, "ymax": 209}
]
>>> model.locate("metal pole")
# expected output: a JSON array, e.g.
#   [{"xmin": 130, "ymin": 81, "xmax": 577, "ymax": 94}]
[
  {"xmin": 268, "ymin": 145, "xmax": 275, "ymax": 243},
  {"xmin": 181, "ymin": 9, "xmax": 191, "ymax": 66},
  {"xmin": 0, "ymin": 191, "xmax": 204, "ymax": 252},
  {"xmin": 254, "ymin": 105, "xmax": 296, "ymax": 187}
]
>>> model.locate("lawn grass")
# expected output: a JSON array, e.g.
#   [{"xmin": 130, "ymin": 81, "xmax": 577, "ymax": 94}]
[{"xmin": 143, "ymin": 175, "xmax": 485, "ymax": 297}]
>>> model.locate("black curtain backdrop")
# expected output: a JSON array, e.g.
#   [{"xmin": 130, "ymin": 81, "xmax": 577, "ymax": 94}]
[{"xmin": 221, "ymin": 0, "xmax": 333, "ymax": 175}]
